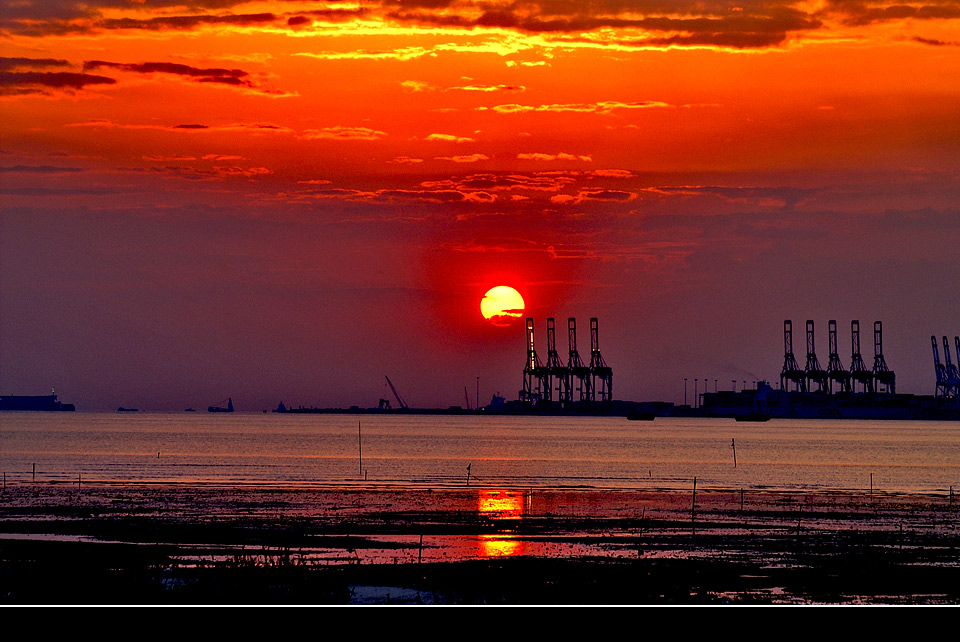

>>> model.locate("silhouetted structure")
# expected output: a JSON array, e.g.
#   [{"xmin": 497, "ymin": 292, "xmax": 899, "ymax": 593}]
[
  {"xmin": 208, "ymin": 398, "xmax": 234, "ymax": 412},
  {"xmin": 933, "ymin": 336, "xmax": 949, "ymax": 399},
  {"xmin": 804, "ymin": 320, "xmax": 828, "ymax": 393},
  {"xmin": 566, "ymin": 317, "xmax": 590, "ymax": 404},
  {"xmin": 849, "ymin": 320, "xmax": 874, "ymax": 393},
  {"xmin": 385, "ymin": 375, "xmax": 409, "ymax": 410},
  {"xmin": 589, "ymin": 318, "xmax": 612, "ymax": 403},
  {"xmin": 826, "ymin": 320, "xmax": 850, "ymax": 393},
  {"xmin": 940, "ymin": 336, "xmax": 960, "ymax": 400},
  {"xmin": 780, "ymin": 320, "xmax": 805, "ymax": 392},
  {"xmin": 544, "ymin": 318, "xmax": 567, "ymax": 403},
  {"xmin": 521, "ymin": 316, "xmax": 612, "ymax": 407},
  {"xmin": 0, "ymin": 389, "xmax": 75, "ymax": 411},
  {"xmin": 872, "ymin": 321, "xmax": 896, "ymax": 393},
  {"xmin": 520, "ymin": 318, "xmax": 543, "ymax": 404}
]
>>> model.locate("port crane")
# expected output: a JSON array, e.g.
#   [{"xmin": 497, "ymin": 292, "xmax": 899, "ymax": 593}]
[{"xmin": 384, "ymin": 375, "xmax": 408, "ymax": 410}]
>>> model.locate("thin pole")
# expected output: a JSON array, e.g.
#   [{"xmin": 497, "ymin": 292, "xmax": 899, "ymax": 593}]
[
  {"xmin": 358, "ymin": 421, "xmax": 362, "ymax": 476},
  {"xmin": 33, "ymin": 463, "xmax": 36, "ymax": 481},
  {"xmin": 691, "ymin": 476, "xmax": 697, "ymax": 533},
  {"xmin": 466, "ymin": 463, "xmax": 471, "ymax": 486},
  {"xmin": 870, "ymin": 472, "xmax": 873, "ymax": 497},
  {"xmin": 418, "ymin": 534, "xmax": 423, "ymax": 564},
  {"xmin": 732, "ymin": 438, "xmax": 737, "ymax": 468},
  {"xmin": 476, "ymin": 376, "xmax": 480, "ymax": 412},
  {"xmin": 740, "ymin": 487, "xmax": 744, "ymax": 514}
]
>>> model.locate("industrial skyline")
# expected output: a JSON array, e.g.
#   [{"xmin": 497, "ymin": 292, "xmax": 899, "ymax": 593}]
[{"xmin": 2, "ymin": 1, "xmax": 959, "ymax": 410}]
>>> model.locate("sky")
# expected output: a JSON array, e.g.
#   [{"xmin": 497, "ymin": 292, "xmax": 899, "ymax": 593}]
[{"xmin": 1, "ymin": 0, "xmax": 959, "ymax": 411}]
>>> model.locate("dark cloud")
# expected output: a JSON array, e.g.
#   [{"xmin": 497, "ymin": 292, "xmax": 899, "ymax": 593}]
[
  {"xmin": 83, "ymin": 60, "xmax": 252, "ymax": 87},
  {"xmin": 823, "ymin": 1, "xmax": 960, "ymax": 26},
  {"xmin": 0, "ymin": 70, "xmax": 115, "ymax": 95},
  {"xmin": 100, "ymin": 12, "xmax": 277, "ymax": 32},
  {"xmin": 913, "ymin": 35, "xmax": 960, "ymax": 45},
  {"xmin": 5, "ymin": 0, "xmax": 958, "ymax": 50},
  {"xmin": 0, "ymin": 57, "xmax": 69, "ymax": 71}
]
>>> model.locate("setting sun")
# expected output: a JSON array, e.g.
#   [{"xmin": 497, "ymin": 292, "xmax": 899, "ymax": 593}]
[{"xmin": 480, "ymin": 286, "xmax": 525, "ymax": 327}]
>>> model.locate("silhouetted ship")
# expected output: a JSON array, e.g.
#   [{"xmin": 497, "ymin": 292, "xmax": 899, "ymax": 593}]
[
  {"xmin": 117, "ymin": 407, "xmax": 139, "ymax": 412},
  {"xmin": 208, "ymin": 398, "xmax": 234, "ymax": 413},
  {"xmin": 0, "ymin": 391, "xmax": 75, "ymax": 412}
]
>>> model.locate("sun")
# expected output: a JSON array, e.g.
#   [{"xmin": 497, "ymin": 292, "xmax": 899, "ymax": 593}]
[{"xmin": 481, "ymin": 286, "xmax": 525, "ymax": 327}]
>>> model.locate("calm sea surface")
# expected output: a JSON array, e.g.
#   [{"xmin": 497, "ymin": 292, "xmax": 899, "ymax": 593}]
[{"xmin": 0, "ymin": 412, "xmax": 957, "ymax": 493}]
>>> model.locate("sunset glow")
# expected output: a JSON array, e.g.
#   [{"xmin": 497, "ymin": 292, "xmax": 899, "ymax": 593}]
[
  {"xmin": 481, "ymin": 286, "xmax": 525, "ymax": 327},
  {"xmin": 2, "ymin": 0, "xmax": 959, "ymax": 409}
]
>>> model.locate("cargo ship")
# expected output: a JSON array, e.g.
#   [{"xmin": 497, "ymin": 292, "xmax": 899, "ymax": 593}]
[
  {"xmin": 208, "ymin": 398, "xmax": 234, "ymax": 413},
  {"xmin": 0, "ymin": 391, "xmax": 75, "ymax": 411}
]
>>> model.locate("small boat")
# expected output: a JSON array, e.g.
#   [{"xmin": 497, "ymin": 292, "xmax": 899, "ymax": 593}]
[
  {"xmin": 208, "ymin": 398, "xmax": 234, "ymax": 413},
  {"xmin": 117, "ymin": 407, "xmax": 138, "ymax": 412}
]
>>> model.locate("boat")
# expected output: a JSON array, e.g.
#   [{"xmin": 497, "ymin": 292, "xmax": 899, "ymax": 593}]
[
  {"xmin": 117, "ymin": 407, "xmax": 139, "ymax": 412},
  {"xmin": 208, "ymin": 398, "xmax": 234, "ymax": 413},
  {"xmin": 627, "ymin": 410, "xmax": 656, "ymax": 421},
  {"xmin": 1, "ymin": 391, "xmax": 75, "ymax": 412}
]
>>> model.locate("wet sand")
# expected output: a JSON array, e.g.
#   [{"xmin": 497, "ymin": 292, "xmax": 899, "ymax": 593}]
[{"xmin": 1, "ymin": 482, "xmax": 958, "ymax": 604}]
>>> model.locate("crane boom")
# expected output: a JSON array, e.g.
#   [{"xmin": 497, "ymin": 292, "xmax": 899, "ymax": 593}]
[{"xmin": 385, "ymin": 375, "xmax": 408, "ymax": 410}]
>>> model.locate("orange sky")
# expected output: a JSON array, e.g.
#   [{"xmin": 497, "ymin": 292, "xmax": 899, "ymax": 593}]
[{"xmin": 2, "ymin": 1, "xmax": 959, "ymax": 409}]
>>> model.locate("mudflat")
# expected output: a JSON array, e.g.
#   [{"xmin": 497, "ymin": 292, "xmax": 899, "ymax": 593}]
[{"xmin": 1, "ymin": 483, "xmax": 957, "ymax": 605}]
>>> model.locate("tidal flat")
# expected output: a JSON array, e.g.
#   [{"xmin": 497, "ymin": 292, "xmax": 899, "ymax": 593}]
[{"xmin": 1, "ymin": 483, "xmax": 958, "ymax": 605}]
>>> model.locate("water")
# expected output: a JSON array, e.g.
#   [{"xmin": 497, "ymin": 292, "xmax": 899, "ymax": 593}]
[{"xmin": 1, "ymin": 412, "xmax": 957, "ymax": 493}]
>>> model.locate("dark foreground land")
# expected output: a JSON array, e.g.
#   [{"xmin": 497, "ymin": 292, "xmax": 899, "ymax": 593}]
[{"xmin": 1, "ymin": 483, "xmax": 958, "ymax": 605}]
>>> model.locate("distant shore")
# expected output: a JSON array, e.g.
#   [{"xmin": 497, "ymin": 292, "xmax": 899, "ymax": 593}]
[{"xmin": 1, "ymin": 482, "xmax": 958, "ymax": 605}]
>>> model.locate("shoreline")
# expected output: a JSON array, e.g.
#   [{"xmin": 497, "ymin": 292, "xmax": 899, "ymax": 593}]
[{"xmin": 1, "ymin": 483, "xmax": 958, "ymax": 605}]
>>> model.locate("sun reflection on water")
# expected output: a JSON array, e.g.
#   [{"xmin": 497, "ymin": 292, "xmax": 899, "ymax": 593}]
[{"xmin": 476, "ymin": 490, "xmax": 527, "ymax": 557}]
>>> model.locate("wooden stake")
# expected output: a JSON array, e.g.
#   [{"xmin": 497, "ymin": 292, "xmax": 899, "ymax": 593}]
[
  {"xmin": 740, "ymin": 487, "xmax": 744, "ymax": 514},
  {"xmin": 731, "ymin": 438, "xmax": 737, "ymax": 468},
  {"xmin": 870, "ymin": 472, "xmax": 874, "ymax": 497},
  {"xmin": 466, "ymin": 463, "xmax": 471, "ymax": 486},
  {"xmin": 418, "ymin": 534, "xmax": 423, "ymax": 564},
  {"xmin": 358, "ymin": 421, "xmax": 362, "ymax": 476},
  {"xmin": 33, "ymin": 463, "xmax": 36, "ymax": 481}
]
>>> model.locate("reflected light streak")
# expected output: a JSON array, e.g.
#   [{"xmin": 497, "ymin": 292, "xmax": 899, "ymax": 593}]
[
  {"xmin": 476, "ymin": 490, "xmax": 526, "ymax": 557},
  {"xmin": 478, "ymin": 535, "xmax": 524, "ymax": 558}
]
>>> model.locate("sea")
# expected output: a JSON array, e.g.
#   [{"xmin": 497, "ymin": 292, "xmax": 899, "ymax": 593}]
[{"xmin": 0, "ymin": 412, "xmax": 957, "ymax": 494}]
